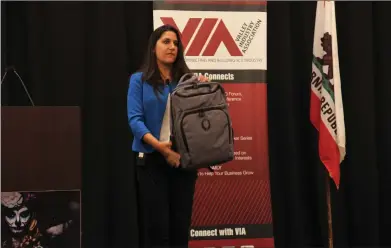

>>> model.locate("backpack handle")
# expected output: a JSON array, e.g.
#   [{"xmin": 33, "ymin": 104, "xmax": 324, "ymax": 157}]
[{"xmin": 178, "ymin": 73, "xmax": 198, "ymax": 86}]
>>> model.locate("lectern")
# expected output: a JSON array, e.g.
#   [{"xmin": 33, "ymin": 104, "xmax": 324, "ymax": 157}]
[{"xmin": 1, "ymin": 106, "xmax": 82, "ymax": 247}]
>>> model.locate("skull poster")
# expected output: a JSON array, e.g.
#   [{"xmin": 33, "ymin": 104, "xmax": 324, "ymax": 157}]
[{"xmin": 1, "ymin": 190, "xmax": 81, "ymax": 248}]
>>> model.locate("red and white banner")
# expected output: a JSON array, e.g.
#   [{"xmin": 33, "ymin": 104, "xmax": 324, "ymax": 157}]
[{"xmin": 153, "ymin": 2, "xmax": 273, "ymax": 247}]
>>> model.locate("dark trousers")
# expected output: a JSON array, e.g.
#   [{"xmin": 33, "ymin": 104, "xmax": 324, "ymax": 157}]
[{"xmin": 135, "ymin": 152, "xmax": 198, "ymax": 248}]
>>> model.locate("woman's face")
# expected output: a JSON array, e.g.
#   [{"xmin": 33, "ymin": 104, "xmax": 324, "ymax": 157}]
[{"xmin": 155, "ymin": 31, "xmax": 178, "ymax": 65}]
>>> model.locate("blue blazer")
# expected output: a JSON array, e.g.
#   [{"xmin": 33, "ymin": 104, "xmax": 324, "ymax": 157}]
[{"xmin": 127, "ymin": 72, "xmax": 176, "ymax": 153}]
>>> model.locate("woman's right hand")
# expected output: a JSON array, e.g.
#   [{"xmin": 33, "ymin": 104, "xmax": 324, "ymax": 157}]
[{"xmin": 158, "ymin": 141, "xmax": 181, "ymax": 167}]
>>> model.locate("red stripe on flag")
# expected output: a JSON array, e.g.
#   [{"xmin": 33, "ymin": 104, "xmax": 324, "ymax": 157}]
[
  {"xmin": 318, "ymin": 119, "xmax": 340, "ymax": 187},
  {"xmin": 310, "ymin": 91, "xmax": 341, "ymax": 188}
]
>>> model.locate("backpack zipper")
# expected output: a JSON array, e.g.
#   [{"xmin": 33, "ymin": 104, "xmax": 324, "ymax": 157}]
[{"xmin": 173, "ymin": 83, "xmax": 226, "ymax": 98}]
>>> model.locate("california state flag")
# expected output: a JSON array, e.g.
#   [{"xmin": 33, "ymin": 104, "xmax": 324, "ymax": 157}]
[{"xmin": 310, "ymin": 1, "xmax": 346, "ymax": 189}]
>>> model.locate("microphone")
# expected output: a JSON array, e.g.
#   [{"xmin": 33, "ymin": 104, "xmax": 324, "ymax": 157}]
[
  {"xmin": 165, "ymin": 79, "xmax": 174, "ymax": 93},
  {"xmin": 1, "ymin": 66, "xmax": 36, "ymax": 106}
]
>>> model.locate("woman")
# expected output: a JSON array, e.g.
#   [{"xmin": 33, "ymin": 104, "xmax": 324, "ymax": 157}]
[{"xmin": 127, "ymin": 25, "xmax": 208, "ymax": 248}]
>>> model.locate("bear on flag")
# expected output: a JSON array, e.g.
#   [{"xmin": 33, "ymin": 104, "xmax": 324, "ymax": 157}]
[{"xmin": 310, "ymin": 1, "xmax": 346, "ymax": 189}]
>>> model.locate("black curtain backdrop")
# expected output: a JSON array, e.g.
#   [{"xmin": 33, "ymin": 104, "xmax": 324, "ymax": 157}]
[
  {"xmin": 268, "ymin": 2, "xmax": 391, "ymax": 248},
  {"xmin": 1, "ymin": 2, "xmax": 390, "ymax": 248}
]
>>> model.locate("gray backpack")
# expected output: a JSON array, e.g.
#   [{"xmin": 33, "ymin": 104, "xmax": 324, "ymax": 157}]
[{"xmin": 170, "ymin": 73, "xmax": 234, "ymax": 170}]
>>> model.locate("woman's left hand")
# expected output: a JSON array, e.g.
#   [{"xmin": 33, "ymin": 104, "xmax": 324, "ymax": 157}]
[{"xmin": 198, "ymin": 74, "xmax": 209, "ymax": 82}]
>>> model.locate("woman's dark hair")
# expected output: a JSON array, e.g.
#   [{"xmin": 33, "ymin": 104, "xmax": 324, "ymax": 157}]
[{"xmin": 138, "ymin": 24, "xmax": 191, "ymax": 94}]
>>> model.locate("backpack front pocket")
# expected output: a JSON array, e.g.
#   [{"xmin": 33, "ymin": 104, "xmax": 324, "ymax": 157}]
[{"xmin": 180, "ymin": 105, "xmax": 233, "ymax": 167}]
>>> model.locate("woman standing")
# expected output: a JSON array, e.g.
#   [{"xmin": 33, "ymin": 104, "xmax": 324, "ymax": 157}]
[{"xmin": 127, "ymin": 24, "xmax": 207, "ymax": 248}]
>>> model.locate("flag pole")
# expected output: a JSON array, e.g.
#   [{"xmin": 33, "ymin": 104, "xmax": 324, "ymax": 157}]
[
  {"xmin": 325, "ymin": 174, "xmax": 333, "ymax": 248},
  {"xmin": 311, "ymin": 1, "xmax": 342, "ymax": 247}
]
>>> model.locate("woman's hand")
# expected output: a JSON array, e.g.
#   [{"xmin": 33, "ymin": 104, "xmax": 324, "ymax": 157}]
[
  {"xmin": 165, "ymin": 150, "xmax": 181, "ymax": 168},
  {"xmin": 158, "ymin": 141, "xmax": 181, "ymax": 167},
  {"xmin": 198, "ymin": 74, "xmax": 209, "ymax": 82},
  {"xmin": 159, "ymin": 141, "xmax": 172, "ymax": 152}
]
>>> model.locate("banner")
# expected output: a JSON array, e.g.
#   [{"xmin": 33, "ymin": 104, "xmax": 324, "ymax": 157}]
[{"xmin": 153, "ymin": 2, "xmax": 273, "ymax": 247}]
